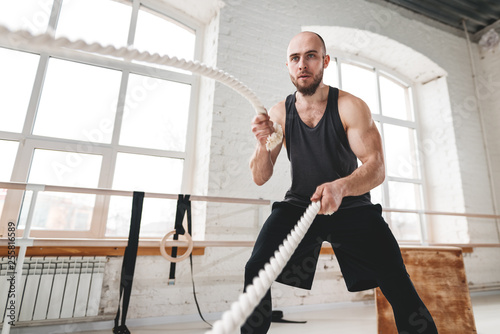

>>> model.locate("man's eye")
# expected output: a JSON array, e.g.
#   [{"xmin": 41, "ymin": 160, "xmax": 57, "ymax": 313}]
[{"xmin": 308, "ymin": 54, "xmax": 315, "ymax": 58}]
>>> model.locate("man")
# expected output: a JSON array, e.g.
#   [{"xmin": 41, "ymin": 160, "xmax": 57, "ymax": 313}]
[{"xmin": 243, "ymin": 31, "xmax": 437, "ymax": 334}]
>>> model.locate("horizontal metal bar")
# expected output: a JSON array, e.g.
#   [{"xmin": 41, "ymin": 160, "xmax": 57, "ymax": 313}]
[
  {"xmin": 2, "ymin": 238, "xmax": 499, "ymax": 250},
  {"xmin": 0, "ymin": 181, "xmax": 271, "ymax": 206},
  {"xmin": 383, "ymin": 207, "xmax": 500, "ymax": 219},
  {"xmin": 1, "ymin": 182, "xmax": 499, "ymax": 218}
]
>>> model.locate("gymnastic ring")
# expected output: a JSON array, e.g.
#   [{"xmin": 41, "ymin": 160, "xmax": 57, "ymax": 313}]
[{"xmin": 159, "ymin": 229, "xmax": 194, "ymax": 263}]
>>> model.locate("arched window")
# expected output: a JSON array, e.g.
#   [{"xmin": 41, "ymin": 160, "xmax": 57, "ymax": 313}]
[
  {"xmin": 324, "ymin": 57, "xmax": 425, "ymax": 242},
  {"xmin": 0, "ymin": 0, "xmax": 201, "ymax": 238}
]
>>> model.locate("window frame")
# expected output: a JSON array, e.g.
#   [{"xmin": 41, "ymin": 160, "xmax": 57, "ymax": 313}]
[
  {"xmin": 0, "ymin": 0, "xmax": 204, "ymax": 239},
  {"xmin": 329, "ymin": 54, "xmax": 429, "ymax": 243}
]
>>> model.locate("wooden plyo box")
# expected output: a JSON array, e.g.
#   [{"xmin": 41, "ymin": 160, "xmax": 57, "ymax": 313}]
[{"xmin": 375, "ymin": 246, "xmax": 477, "ymax": 333}]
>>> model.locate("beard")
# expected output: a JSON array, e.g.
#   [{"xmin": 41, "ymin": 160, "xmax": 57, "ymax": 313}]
[{"xmin": 290, "ymin": 69, "xmax": 323, "ymax": 96}]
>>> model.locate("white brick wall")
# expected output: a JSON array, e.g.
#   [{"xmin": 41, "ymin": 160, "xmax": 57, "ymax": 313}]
[
  {"xmin": 477, "ymin": 41, "xmax": 500, "ymax": 230},
  {"xmin": 100, "ymin": 0, "xmax": 500, "ymax": 322}
]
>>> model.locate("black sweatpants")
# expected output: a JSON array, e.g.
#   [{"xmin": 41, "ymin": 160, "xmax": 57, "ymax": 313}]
[{"xmin": 241, "ymin": 202, "xmax": 438, "ymax": 334}]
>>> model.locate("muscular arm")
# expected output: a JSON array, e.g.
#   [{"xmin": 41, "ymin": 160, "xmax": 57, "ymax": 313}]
[
  {"xmin": 311, "ymin": 93, "xmax": 385, "ymax": 214},
  {"xmin": 249, "ymin": 102, "xmax": 285, "ymax": 185}
]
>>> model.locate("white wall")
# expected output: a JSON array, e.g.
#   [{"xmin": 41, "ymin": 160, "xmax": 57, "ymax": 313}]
[
  {"xmin": 100, "ymin": 0, "xmax": 500, "ymax": 321},
  {"xmin": 464, "ymin": 33, "xmax": 500, "ymax": 290}
]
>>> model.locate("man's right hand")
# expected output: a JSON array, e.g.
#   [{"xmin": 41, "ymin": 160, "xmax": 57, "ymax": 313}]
[{"xmin": 251, "ymin": 113, "xmax": 275, "ymax": 146}]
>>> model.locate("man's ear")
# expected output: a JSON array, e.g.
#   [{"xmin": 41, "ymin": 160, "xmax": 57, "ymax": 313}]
[{"xmin": 323, "ymin": 54, "xmax": 330, "ymax": 69}]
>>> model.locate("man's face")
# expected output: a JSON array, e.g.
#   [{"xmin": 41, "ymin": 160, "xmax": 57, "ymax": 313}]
[{"xmin": 286, "ymin": 33, "xmax": 329, "ymax": 96}]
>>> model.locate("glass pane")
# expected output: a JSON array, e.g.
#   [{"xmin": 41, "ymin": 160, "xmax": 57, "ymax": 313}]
[
  {"xmin": 18, "ymin": 149, "xmax": 102, "ymax": 230},
  {"xmin": 0, "ymin": 140, "xmax": 19, "ymax": 221},
  {"xmin": 108, "ymin": 153, "xmax": 183, "ymax": 236},
  {"xmin": 112, "ymin": 153, "xmax": 183, "ymax": 192},
  {"xmin": 0, "ymin": 140, "xmax": 19, "ymax": 181},
  {"xmin": 388, "ymin": 181, "xmax": 422, "ymax": 210},
  {"xmin": 0, "ymin": 48, "xmax": 39, "ymax": 132},
  {"xmin": 120, "ymin": 74, "xmax": 191, "ymax": 151},
  {"xmin": 340, "ymin": 63, "xmax": 379, "ymax": 114},
  {"xmin": 28, "ymin": 149, "xmax": 102, "ymax": 187},
  {"xmin": 323, "ymin": 59, "xmax": 338, "ymax": 88},
  {"xmin": 33, "ymin": 58, "xmax": 121, "ymax": 142},
  {"xmin": 106, "ymin": 197, "xmax": 176, "ymax": 237},
  {"xmin": 388, "ymin": 212, "xmax": 420, "ymax": 241},
  {"xmin": 0, "ymin": 0, "xmax": 53, "ymax": 34},
  {"xmin": 18, "ymin": 190, "xmax": 94, "ymax": 230},
  {"xmin": 370, "ymin": 184, "xmax": 382, "ymax": 205},
  {"xmin": 134, "ymin": 6, "xmax": 195, "ymax": 61},
  {"xmin": 380, "ymin": 74, "xmax": 413, "ymax": 121},
  {"xmin": 56, "ymin": 0, "xmax": 131, "ymax": 49},
  {"xmin": 0, "ymin": 189, "xmax": 6, "ymax": 219},
  {"xmin": 384, "ymin": 124, "xmax": 420, "ymax": 179}
]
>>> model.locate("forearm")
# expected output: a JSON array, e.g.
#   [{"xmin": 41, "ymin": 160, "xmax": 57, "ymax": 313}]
[
  {"xmin": 250, "ymin": 143, "xmax": 274, "ymax": 186},
  {"xmin": 336, "ymin": 158, "xmax": 385, "ymax": 197}
]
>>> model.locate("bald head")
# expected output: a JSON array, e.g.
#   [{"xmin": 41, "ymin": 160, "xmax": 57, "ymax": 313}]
[
  {"xmin": 287, "ymin": 31, "xmax": 326, "ymax": 59},
  {"xmin": 286, "ymin": 32, "xmax": 330, "ymax": 96}
]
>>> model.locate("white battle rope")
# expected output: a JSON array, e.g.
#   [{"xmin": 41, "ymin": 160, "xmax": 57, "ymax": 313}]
[
  {"xmin": 0, "ymin": 25, "xmax": 318, "ymax": 333},
  {"xmin": 207, "ymin": 201, "xmax": 320, "ymax": 334},
  {"xmin": 0, "ymin": 25, "xmax": 282, "ymax": 151}
]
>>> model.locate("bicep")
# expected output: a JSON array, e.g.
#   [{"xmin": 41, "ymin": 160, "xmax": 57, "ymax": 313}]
[
  {"xmin": 344, "ymin": 102, "xmax": 384, "ymax": 165},
  {"xmin": 348, "ymin": 122, "xmax": 383, "ymax": 165}
]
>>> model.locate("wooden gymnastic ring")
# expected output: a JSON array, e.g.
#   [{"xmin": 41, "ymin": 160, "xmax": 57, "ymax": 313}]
[{"xmin": 159, "ymin": 230, "xmax": 194, "ymax": 263}]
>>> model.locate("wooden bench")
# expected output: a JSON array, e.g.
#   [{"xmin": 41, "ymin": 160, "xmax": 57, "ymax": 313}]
[{"xmin": 375, "ymin": 246, "xmax": 477, "ymax": 333}]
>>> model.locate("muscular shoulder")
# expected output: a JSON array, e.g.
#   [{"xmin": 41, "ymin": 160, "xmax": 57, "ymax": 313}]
[
  {"xmin": 337, "ymin": 89, "xmax": 372, "ymax": 131},
  {"xmin": 269, "ymin": 99, "xmax": 286, "ymax": 129}
]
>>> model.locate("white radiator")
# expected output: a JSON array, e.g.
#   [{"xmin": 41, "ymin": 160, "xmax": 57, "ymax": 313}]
[{"xmin": 1, "ymin": 256, "xmax": 106, "ymax": 323}]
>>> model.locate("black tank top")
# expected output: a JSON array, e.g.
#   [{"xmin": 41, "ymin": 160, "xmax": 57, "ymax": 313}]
[{"xmin": 283, "ymin": 86, "xmax": 372, "ymax": 209}]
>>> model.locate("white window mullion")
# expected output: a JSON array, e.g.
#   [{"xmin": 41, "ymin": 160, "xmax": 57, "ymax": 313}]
[
  {"xmin": 375, "ymin": 69, "xmax": 392, "ymax": 226},
  {"xmin": 93, "ymin": 67, "xmax": 130, "ymax": 238},
  {"xmin": 22, "ymin": 54, "xmax": 49, "ymax": 137},
  {"xmin": 336, "ymin": 58, "xmax": 342, "ymax": 89},
  {"xmin": 387, "ymin": 176, "xmax": 423, "ymax": 185},
  {"xmin": 111, "ymin": 70, "xmax": 129, "ymax": 148},
  {"xmin": 411, "ymin": 85, "xmax": 431, "ymax": 244},
  {"xmin": 371, "ymin": 114, "xmax": 417, "ymax": 129},
  {"xmin": 128, "ymin": 0, "xmax": 141, "ymax": 46},
  {"xmin": 47, "ymin": 0, "xmax": 62, "ymax": 34},
  {"xmin": 92, "ymin": 147, "xmax": 115, "ymax": 238},
  {"xmin": 181, "ymin": 71, "xmax": 199, "ymax": 194}
]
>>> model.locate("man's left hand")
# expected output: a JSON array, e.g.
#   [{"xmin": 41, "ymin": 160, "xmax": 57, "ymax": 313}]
[{"xmin": 311, "ymin": 181, "xmax": 344, "ymax": 215}]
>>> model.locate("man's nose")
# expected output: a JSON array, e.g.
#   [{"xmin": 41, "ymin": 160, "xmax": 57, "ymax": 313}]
[{"xmin": 298, "ymin": 58, "xmax": 307, "ymax": 70}]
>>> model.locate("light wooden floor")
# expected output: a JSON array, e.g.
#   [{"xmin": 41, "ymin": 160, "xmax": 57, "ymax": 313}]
[{"xmin": 72, "ymin": 290, "xmax": 500, "ymax": 334}]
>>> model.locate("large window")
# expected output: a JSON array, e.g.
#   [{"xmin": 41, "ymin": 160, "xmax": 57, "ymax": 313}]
[
  {"xmin": 0, "ymin": 0, "xmax": 200, "ymax": 238},
  {"xmin": 324, "ymin": 58, "xmax": 425, "ymax": 242}
]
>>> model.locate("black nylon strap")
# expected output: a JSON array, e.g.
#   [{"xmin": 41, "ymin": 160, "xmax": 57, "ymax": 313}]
[
  {"xmin": 167, "ymin": 195, "xmax": 211, "ymax": 327},
  {"xmin": 113, "ymin": 191, "xmax": 144, "ymax": 333},
  {"xmin": 186, "ymin": 200, "xmax": 212, "ymax": 327},
  {"xmin": 168, "ymin": 194, "xmax": 190, "ymax": 283}
]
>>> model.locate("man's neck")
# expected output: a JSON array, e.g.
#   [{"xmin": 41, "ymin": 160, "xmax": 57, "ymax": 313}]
[{"xmin": 296, "ymin": 83, "xmax": 329, "ymax": 106}]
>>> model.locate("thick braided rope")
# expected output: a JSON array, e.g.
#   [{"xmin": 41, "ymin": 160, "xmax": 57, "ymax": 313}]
[
  {"xmin": 0, "ymin": 25, "xmax": 282, "ymax": 150},
  {"xmin": 207, "ymin": 201, "xmax": 321, "ymax": 334}
]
